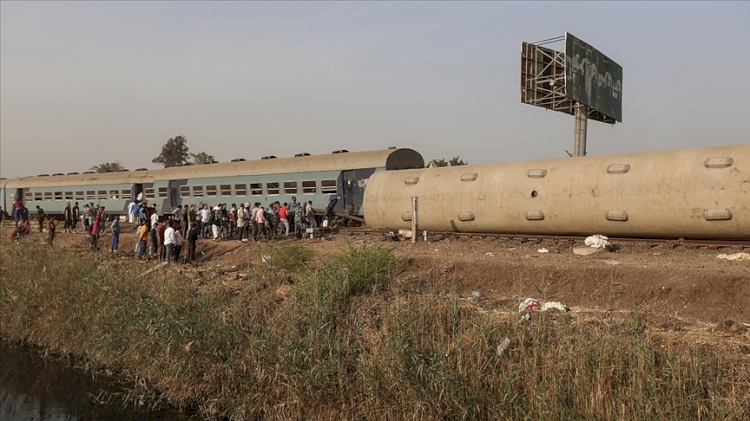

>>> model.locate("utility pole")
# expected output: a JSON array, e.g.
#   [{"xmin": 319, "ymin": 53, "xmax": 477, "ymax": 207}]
[{"xmin": 574, "ymin": 103, "xmax": 588, "ymax": 157}]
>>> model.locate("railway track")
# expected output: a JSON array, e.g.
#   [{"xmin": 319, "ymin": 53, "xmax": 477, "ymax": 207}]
[{"xmin": 337, "ymin": 227, "xmax": 750, "ymax": 249}]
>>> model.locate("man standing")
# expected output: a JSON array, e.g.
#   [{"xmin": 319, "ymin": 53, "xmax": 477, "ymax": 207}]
[
  {"xmin": 36, "ymin": 206, "xmax": 45, "ymax": 232},
  {"xmin": 164, "ymin": 221, "xmax": 175, "ymax": 263},
  {"xmin": 306, "ymin": 200, "xmax": 317, "ymax": 228},
  {"xmin": 137, "ymin": 220, "xmax": 149, "ymax": 260},
  {"xmin": 63, "ymin": 202, "xmax": 72, "ymax": 233},
  {"xmin": 72, "ymin": 202, "xmax": 80, "ymax": 233},
  {"xmin": 128, "ymin": 201, "xmax": 138, "ymax": 224},
  {"xmin": 110, "ymin": 217, "xmax": 121, "ymax": 253},
  {"xmin": 186, "ymin": 222, "xmax": 198, "ymax": 265},
  {"xmin": 279, "ymin": 202, "xmax": 289, "ymax": 236}
]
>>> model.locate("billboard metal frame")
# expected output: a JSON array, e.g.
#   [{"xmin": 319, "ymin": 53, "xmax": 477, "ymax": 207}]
[{"xmin": 521, "ymin": 34, "xmax": 620, "ymax": 125}]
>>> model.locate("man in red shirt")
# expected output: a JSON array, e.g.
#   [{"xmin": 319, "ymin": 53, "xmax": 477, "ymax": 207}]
[{"xmin": 279, "ymin": 203, "xmax": 289, "ymax": 236}]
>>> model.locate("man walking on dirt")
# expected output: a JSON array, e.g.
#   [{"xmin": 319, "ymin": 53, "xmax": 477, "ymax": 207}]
[{"xmin": 36, "ymin": 206, "xmax": 45, "ymax": 232}]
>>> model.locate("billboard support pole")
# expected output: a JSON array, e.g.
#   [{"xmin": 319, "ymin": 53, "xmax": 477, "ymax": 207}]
[{"xmin": 574, "ymin": 103, "xmax": 588, "ymax": 157}]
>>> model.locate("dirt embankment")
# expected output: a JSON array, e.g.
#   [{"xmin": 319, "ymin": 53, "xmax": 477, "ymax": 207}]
[{"xmin": 4, "ymin": 222, "xmax": 750, "ymax": 329}]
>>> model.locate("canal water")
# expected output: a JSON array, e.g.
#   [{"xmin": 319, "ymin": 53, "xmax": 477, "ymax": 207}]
[{"xmin": 0, "ymin": 340, "xmax": 197, "ymax": 420}]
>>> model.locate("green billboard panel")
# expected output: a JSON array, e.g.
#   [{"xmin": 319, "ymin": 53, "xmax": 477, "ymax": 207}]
[{"xmin": 565, "ymin": 32, "xmax": 622, "ymax": 122}]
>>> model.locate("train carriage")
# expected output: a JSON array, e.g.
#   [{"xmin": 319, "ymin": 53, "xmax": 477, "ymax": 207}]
[{"xmin": 1, "ymin": 148, "xmax": 425, "ymax": 218}]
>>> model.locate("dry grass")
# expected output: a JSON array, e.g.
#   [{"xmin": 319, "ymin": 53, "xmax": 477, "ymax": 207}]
[{"xmin": 1, "ymin": 239, "xmax": 748, "ymax": 420}]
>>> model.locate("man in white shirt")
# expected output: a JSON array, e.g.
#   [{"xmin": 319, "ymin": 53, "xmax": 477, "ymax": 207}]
[
  {"xmin": 128, "ymin": 201, "xmax": 138, "ymax": 224},
  {"xmin": 164, "ymin": 222, "xmax": 175, "ymax": 264}
]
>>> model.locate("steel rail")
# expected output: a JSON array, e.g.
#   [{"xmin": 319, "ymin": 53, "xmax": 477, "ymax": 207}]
[{"xmin": 336, "ymin": 227, "xmax": 750, "ymax": 249}]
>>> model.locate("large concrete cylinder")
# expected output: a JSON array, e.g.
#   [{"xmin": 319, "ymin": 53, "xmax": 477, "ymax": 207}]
[{"xmin": 363, "ymin": 144, "xmax": 750, "ymax": 240}]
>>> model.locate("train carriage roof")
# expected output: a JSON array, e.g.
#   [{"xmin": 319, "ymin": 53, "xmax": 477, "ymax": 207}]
[
  {"xmin": 3, "ymin": 171, "xmax": 154, "ymax": 189},
  {"xmin": 3, "ymin": 148, "xmax": 424, "ymax": 188},
  {"xmin": 152, "ymin": 148, "xmax": 424, "ymax": 181}
]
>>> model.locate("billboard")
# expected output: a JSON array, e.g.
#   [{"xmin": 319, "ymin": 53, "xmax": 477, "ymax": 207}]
[
  {"xmin": 564, "ymin": 32, "xmax": 622, "ymax": 122},
  {"xmin": 521, "ymin": 33, "xmax": 622, "ymax": 124}
]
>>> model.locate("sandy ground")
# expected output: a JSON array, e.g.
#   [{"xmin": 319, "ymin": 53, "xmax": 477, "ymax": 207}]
[{"xmin": 3, "ymin": 222, "xmax": 749, "ymax": 336}]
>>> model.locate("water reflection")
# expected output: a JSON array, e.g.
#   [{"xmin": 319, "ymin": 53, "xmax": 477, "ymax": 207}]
[{"xmin": 0, "ymin": 340, "xmax": 196, "ymax": 420}]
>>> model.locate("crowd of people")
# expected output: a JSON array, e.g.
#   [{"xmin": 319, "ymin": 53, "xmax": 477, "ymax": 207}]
[{"xmin": 6, "ymin": 194, "xmax": 342, "ymax": 266}]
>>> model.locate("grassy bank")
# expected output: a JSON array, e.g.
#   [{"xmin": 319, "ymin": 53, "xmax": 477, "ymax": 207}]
[{"xmin": 1, "ymin": 240, "xmax": 748, "ymax": 420}]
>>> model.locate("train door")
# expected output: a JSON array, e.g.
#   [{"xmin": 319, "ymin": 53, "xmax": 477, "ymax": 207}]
[
  {"xmin": 342, "ymin": 169, "xmax": 375, "ymax": 216},
  {"xmin": 133, "ymin": 184, "xmax": 144, "ymax": 203}
]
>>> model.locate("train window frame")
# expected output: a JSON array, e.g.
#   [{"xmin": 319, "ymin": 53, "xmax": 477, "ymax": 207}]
[
  {"xmin": 220, "ymin": 184, "xmax": 232, "ymax": 196},
  {"xmin": 144, "ymin": 188, "xmax": 155, "ymax": 199},
  {"xmin": 302, "ymin": 180, "xmax": 317, "ymax": 195},
  {"xmin": 25, "ymin": 191, "xmax": 33, "ymax": 201},
  {"xmin": 250, "ymin": 183, "xmax": 263, "ymax": 196},
  {"xmin": 180, "ymin": 186, "xmax": 191, "ymax": 198},
  {"xmin": 121, "ymin": 189, "xmax": 132, "ymax": 200},
  {"xmin": 34, "ymin": 192, "xmax": 43, "ymax": 201},
  {"xmin": 110, "ymin": 190, "xmax": 119, "ymax": 200},
  {"xmin": 283, "ymin": 181, "xmax": 298, "ymax": 195},
  {"xmin": 192, "ymin": 185, "xmax": 204, "ymax": 197},
  {"xmin": 158, "ymin": 187, "xmax": 168, "ymax": 198},
  {"xmin": 86, "ymin": 191, "xmax": 96, "ymax": 200},
  {"xmin": 54, "ymin": 191, "xmax": 63, "ymax": 201},
  {"xmin": 321, "ymin": 179, "xmax": 337, "ymax": 194},
  {"xmin": 65, "ymin": 191, "xmax": 73, "ymax": 200},
  {"xmin": 98, "ymin": 190, "xmax": 107, "ymax": 200},
  {"xmin": 206, "ymin": 185, "xmax": 218, "ymax": 197},
  {"xmin": 75, "ymin": 191, "xmax": 84, "ymax": 201},
  {"xmin": 266, "ymin": 182, "xmax": 280, "ymax": 196},
  {"xmin": 235, "ymin": 184, "xmax": 247, "ymax": 196},
  {"xmin": 44, "ymin": 192, "xmax": 53, "ymax": 201}
]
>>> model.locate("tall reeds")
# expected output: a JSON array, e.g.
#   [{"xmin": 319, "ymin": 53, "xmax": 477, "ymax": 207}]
[{"xmin": 1, "ymin": 240, "xmax": 747, "ymax": 420}]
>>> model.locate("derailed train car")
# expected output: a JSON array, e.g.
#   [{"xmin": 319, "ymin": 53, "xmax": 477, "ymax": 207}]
[
  {"xmin": 363, "ymin": 144, "xmax": 750, "ymax": 240},
  {"xmin": 1, "ymin": 148, "xmax": 424, "ymax": 218}
]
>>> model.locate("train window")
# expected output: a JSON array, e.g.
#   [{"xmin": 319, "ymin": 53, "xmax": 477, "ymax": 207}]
[
  {"xmin": 54, "ymin": 192, "xmax": 63, "ymax": 201},
  {"xmin": 321, "ymin": 179, "xmax": 337, "ymax": 194},
  {"xmin": 192, "ymin": 186, "xmax": 203, "ymax": 197},
  {"xmin": 180, "ymin": 186, "xmax": 191, "ymax": 198},
  {"xmin": 110, "ymin": 190, "xmax": 119, "ymax": 199},
  {"xmin": 34, "ymin": 192, "xmax": 43, "ymax": 201},
  {"xmin": 25, "ymin": 191, "xmax": 33, "ymax": 201},
  {"xmin": 44, "ymin": 192, "xmax": 53, "ymax": 201},
  {"xmin": 235, "ymin": 184, "xmax": 247, "ymax": 196},
  {"xmin": 98, "ymin": 190, "xmax": 107, "ymax": 200},
  {"xmin": 220, "ymin": 184, "xmax": 232, "ymax": 196},
  {"xmin": 158, "ymin": 187, "xmax": 168, "ymax": 198},
  {"xmin": 121, "ymin": 189, "xmax": 132, "ymax": 200},
  {"xmin": 302, "ymin": 180, "xmax": 317, "ymax": 194},
  {"xmin": 283, "ymin": 181, "xmax": 298, "ymax": 195},
  {"xmin": 250, "ymin": 183, "xmax": 263, "ymax": 196},
  {"xmin": 75, "ymin": 191, "xmax": 84, "ymax": 200},
  {"xmin": 65, "ymin": 191, "xmax": 73, "ymax": 200},
  {"xmin": 206, "ymin": 185, "xmax": 218, "ymax": 197},
  {"xmin": 144, "ymin": 188, "xmax": 155, "ymax": 199},
  {"xmin": 86, "ymin": 191, "xmax": 96, "ymax": 200},
  {"xmin": 266, "ymin": 182, "xmax": 279, "ymax": 196}
]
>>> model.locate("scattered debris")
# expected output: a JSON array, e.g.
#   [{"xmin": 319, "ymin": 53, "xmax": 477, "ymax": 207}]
[
  {"xmin": 585, "ymin": 234, "xmax": 611, "ymax": 249},
  {"xmin": 716, "ymin": 253, "xmax": 750, "ymax": 261},
  {"xmin": 261, "ymin": 254, "xmax": 271, "ymax": 263},
  {"xmin": 485, "ymin": 252, "xmax": 494, "ymax": 256},
  {"xmin": 471, "ymin": 291, "xmax": 482, "ymax": 299},
  {"xmin": 509, "ymin": 247, "xmax": 517, "ymax": 251},
  {"xmin": 540, "ymin": 302, "xmax": 568, "ymax": 312},
  {"xmin": 601, "ymin": 260, "xmax": 620, "ymax": 265},
  {"xmin": 496, "ymin": 337, "xmax": 511, "ymax": 357},
  {"xmin": 537, "ymin": 248, "xmax": 549, "ymax": 253},
  {"xmin": 519, "ymin": 298, "xmax": 541, "ymax": 312},
  {"xmin": 742, "ymin": 323, "xmax": 750, "ymax": 328},
  {"xmin": 518, "ymin": 313, "xmax": 531, "ymax": 324}
]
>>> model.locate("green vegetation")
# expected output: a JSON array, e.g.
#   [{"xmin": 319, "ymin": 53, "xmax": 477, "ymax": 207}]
[{"xmin": 1, "ymin": 241, "xmax": 748, "ymax": 420}]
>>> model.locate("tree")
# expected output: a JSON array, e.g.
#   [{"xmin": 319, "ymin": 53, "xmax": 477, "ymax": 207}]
[
  {"xmin": 190, "ymin": 151, "xmax": 216, "ymax": 165},
  {"xmin": 90, "ymin": 161, "xmax": 126, "ymax": 173},
  {"xmin": 152, "ymin": 135, "xmax": 191, "ymax": 168},
  {"xmin": 430, "ymin": 156, "xmax": 468, "ymax": 167}
]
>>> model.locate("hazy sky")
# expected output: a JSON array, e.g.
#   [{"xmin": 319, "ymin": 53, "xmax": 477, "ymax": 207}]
[{"xmin": 1, "ymin": 1, "xmax": 748, "ymax": 179}]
